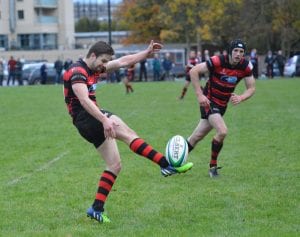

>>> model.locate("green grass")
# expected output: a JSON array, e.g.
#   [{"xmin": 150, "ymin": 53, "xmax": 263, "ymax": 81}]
[{"xmin": 0, "ymin": 79, "xmax": 299, "ymax": 237}]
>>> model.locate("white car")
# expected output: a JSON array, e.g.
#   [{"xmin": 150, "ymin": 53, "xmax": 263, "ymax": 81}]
[{"xmin": 284, "ymin": 55, "xmax": 300, "ymax": 77}]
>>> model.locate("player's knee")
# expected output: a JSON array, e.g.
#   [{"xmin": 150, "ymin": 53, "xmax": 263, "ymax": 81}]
[
  {"xmin": 109, "ymin": 161, "xmax": 122, "ymax": 174},
  {"xmin": 218, "ymin": 128, "xmax": 227, "ymax": 140}
]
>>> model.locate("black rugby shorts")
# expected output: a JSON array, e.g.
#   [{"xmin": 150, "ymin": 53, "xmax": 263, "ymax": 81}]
[
  {"xmin": 73, "ymin": 109, "xmax": 113, "ymax": 148},
  {"xmin": 200, "ymin": 102, "xmax": 226, "ymax": 119}
]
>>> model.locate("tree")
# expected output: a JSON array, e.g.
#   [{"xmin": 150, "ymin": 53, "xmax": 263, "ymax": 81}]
[
  {"xmin": 75, "ymin": 17, "xmax": 100, "ymax": 32},
  {"xmin": 114, "ymin": 0, "xmax": 300, "ymax": 54},
  {"xmin": 115, "ymin": 0, "xmax": 166, "ymax": 44},
  {"xmin": 272, "ymin": 0, "xmax": 300, "ymax": 56},
  {"xmin": 161, "ymin": 0, "xmax": 202, "ymax": 51}
]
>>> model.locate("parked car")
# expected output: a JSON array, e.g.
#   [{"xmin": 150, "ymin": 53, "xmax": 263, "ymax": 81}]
[
  {"xmin": 22, "ymin": 62, "xmax": 46, "ymax": 81},
  {"xmin": 296, "ymin": 60, "xmax": 300, "ymax": 77},
  {"xmin": 284, "ymin": 55, "xmax": 300, "ymax": 77},
  {"xmin": 23, "ymin": 63, "xmax": 58, "ymax": 85}
]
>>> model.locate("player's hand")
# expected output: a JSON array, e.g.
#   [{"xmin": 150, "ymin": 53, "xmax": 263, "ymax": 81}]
[
  {"xmin": 147, "ymin": 40, "xmax": 163, "ymax": 56},
  {"xmin": 103, "ymin": 118, "xmax": 118, "ymax": 139},
  {"xmin": 230, "ymin": 93, "xmax": 244, "ymax": 105},
  {"xmin": 199, "ymin": 94, "xmax": 210, "ymax": 108}
]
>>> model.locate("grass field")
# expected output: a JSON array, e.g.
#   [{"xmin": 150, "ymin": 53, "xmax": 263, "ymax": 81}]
[{"xmin": 0, "ymin": 78, "xmax": 299, "ymax": 237}]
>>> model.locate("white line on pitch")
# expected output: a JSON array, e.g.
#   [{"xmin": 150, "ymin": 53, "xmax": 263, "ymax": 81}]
[{"xmin": 7, "ymin": 151, "xmax": 69, "ymax": 186}]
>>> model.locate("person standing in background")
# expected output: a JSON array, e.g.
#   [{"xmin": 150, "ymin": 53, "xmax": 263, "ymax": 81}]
[
  {"xmin": 275, "ymin": 50, "xmax": 285, "ymax": 77},
  {"xmin": 138, "ymin": 58, "xmax": 147, "ymax": 82},
  {"xmin": 161, "ymin": 53, "xmax": 173, "ymax": 81},
  {"xmin": 0, "ymin": 59, "xmax": 4, "ymax": 86},
  {"xmin": 40, "ymin": 63, "xmax": 47, "ymax": 84},
  {"xmin": 54, "ymin": 58, "xmax": 64, "ymax": 84},
  {"xmin": 265, "ymin": 50, "xmax": 274, "ymax": 78},
  {"xmin": 250, "ymin": 48, "xmax": 259, "ymax": 79},
  {"xmin": 15, "ymin": 58, "xmax": 23, "ymax": 86},
  {"xmin": 7, "ymin": 56, "xmax": 17, "ymax": 86},
  {"xmin": 152, "ymin": 54, "xmax": 161, "ymax": 81}
]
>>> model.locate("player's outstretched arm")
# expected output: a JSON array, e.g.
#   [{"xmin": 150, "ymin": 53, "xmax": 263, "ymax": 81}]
[{"xmin": 106, "ymin": 40, "xmax": 163, "ymax": 72}]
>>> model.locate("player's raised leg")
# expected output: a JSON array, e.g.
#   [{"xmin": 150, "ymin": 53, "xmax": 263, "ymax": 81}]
[{"xmin": 111, "ymin": 115, "xmax": 193, "ymax": 176}]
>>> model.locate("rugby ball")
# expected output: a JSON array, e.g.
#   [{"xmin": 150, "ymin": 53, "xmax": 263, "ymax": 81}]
[{"xmin": 165, "ymin": 135, "xmax": 188, "ymax": 167}]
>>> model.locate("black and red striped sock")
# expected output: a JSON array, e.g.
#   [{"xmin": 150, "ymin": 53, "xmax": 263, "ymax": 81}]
[
  {"xmin": 128, "ymin": 85, "xmax": 133, "ymax": 92},
  {"xmin": 210, "ymin": 138, "xmax": 223, "ymax": 168},
  {"xmin": 126, "ymin": 85, "xmax": 130, "ymax": 93},
  {"xmin": 92, "ymin": 170, "xmax": 117, "ymax": 212},
  {"xmin": 130, "ymin": 138, "xmax": 169, "ymax": 168},
  {"xmin": 180, "ymin": 87, "xmax": 187, "ymax": 99}
]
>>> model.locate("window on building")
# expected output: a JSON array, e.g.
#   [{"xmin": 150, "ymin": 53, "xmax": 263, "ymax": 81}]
[
  {"xmin": 43, "ymin": 34, "xmax": 57, "ymax": 49},
  {"xmin": 0, "ymin": 35, "xmax": 9, "ymax": 49},
  {"xmin": 18, "ymin": 10, "xmax": 24, "ymax": 20},
  {"xmin": 18, "ymin": 34, "xmax": 30, "ymax": 49}
]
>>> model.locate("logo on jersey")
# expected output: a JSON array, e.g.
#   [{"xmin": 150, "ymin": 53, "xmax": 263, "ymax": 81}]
[
  {"xmin": 89, "ymin": 83, "xmax": 97, "ymax": 92},
  {"xmin": 220, "ymin": 75, "xmax": 237, "ymax": 84}
]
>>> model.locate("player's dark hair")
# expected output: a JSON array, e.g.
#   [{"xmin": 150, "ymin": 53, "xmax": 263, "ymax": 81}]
[{"xmin": 86, "ymin": 41, "xmax": 115, "ymax": 58}]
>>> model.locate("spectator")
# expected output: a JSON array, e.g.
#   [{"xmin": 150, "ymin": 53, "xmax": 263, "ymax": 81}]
[
  {"xmin": 265, "ymin": 50, "xmax": 274, "ymax": 78},
  {"xmin": 54, "ymin": 58, "xmax": 63, "ymax": 84},
  {"xmin": 203, "ymin": 49, "xmax": 211, "ymax": 80},
  {"xmin": 275, "ymin": 50, "xmax": 286, "ymax": 77},
  {"xmin": 0, "ymin": 59, "xmax": 4, "ymax": 86},
  {"xmin": 138, "ymin": 58, "xmax": 147, "ymax": 82},
  {"xmin": 250, "ymin": 48, "xmax": 259, "ymax": 79},
  {"xmin": 197, "ymin": 51, "xmax": 204, "ymax": 63},
  {"xmin": 197, "ymin": 51, "xmax": 206, "ymax": 80},
  {"xmin": 7, "ymin": 56, "xmax": 17, "ymax": 86},
  {"xmin": 15, "ymin": 58, "xmax": 23, "ymax": 86},
  {"xmin": 204, "ymin": 49, "xmax": 210, "ymax": 61},
  {"xmin": 40, "ymin": 63, "xmax": 47, "ymax": 84},
  {"xmin": 152, "ymin": 54, "xmax": 161, "ymax": 81},
  {"xmin": 161, "ymin": 53, "xmax": 173, "ymax": 81},
  {"xmin": 64, "ymin": 58, "xmax": 73, "ymax": 71}
]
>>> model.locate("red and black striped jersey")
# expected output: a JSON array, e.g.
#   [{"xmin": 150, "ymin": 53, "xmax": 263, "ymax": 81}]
[
  {"xmin": 63, "ymin": 59, "xmax": 102, "ymax": 119},
  {"xmin": 186, "ymin": 57, "xmax": 199, "ymax": 74},
  {"xmin": 204, "ymin": 55, "xmax": 252, "ymax": 108},
  {"xmin": 126, "ymin": 64, "xmax": 135, "ymax": 80}
]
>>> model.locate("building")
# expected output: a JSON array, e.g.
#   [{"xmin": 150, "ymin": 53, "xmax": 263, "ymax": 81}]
[
  {"xmin": 75, "ymin": 31, "xmax": 129, "ymax": 48},
  {"xmin": 0, "ymin": 0, "xmax": 75, "ymax": 50},
  {"xmin": 73, "ymin": 0, "xmax": 119, "ymax": 22}
]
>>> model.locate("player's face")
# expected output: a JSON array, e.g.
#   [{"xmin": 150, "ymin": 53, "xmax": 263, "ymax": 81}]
[
  {"xmin": 190, "ymin": 51, "xmax": 196, "ymax": 58},
  {"xmin": 231, "ymin": 48, "xmax": 245, "ymax": 65},
  {"xmin": 91, "ymin": 54, "xmax": 112, "ymax": 73}
]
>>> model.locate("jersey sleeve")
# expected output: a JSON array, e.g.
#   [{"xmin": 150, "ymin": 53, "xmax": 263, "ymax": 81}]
[
  {"xmin": 69, "ymin": 67, "xmax": 88, "ymax": 84},
  {"xmin": 206, "ymin": 56, "xmax": 221, "ymax": 73},
  {"xmin": 244, "ymin": 61, "xmax": 253, "ymax": 77}
]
